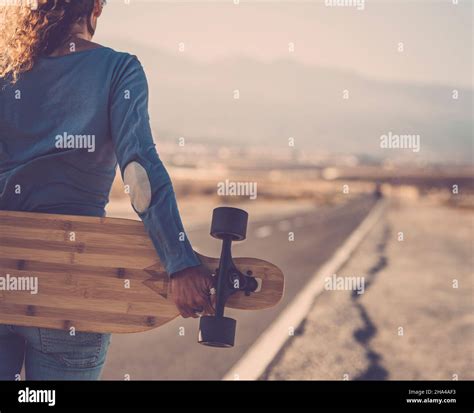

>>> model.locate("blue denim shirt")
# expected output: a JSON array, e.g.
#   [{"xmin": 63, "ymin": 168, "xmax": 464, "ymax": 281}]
[{"xmin": 0, "ymin": 47, "xmax": 200, "ymax": 275}]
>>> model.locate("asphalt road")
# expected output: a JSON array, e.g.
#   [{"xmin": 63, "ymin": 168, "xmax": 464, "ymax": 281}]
[
  {"xmin": 266, "ymin": 198, "xmax": 474, "ymax": 380},
  {"xmin": 101, "ymin": 196, "xmax": 377, "ymax": 380}
]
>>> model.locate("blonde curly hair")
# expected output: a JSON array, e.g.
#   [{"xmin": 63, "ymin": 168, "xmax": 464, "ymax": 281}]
[{"xmin": 0, "ymin": 0, "xmax": 96, "ymax": 83}]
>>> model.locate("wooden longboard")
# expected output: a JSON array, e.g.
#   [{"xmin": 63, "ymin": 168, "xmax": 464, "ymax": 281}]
[{"xmin": 0, "ymin": 210, "xmax": 284, "ymax": 333}]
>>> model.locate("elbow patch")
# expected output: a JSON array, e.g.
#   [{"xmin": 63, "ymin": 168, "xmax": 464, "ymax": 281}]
[{"xmin": 123, "ymin": 161, "xmax": 152, "ymax": 213}]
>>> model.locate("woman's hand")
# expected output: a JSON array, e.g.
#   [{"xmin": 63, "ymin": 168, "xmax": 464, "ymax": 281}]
[{"xmin": 170, "ymin": 265, "xmax": 216, "ymax": 318}]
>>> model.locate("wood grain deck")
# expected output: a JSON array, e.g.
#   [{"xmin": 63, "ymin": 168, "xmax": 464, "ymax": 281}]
[{"xmin": 0, "ymin": 210, "xmax": 284, "ymax": 333}]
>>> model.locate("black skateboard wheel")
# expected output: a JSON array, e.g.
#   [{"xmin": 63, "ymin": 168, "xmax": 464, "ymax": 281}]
[
  {"xmin": 210, "ymin": 207, "xmax": 248, "ymax": 241},
  {"xmin": 198, "ymin": 316, "xmax": 236, "ymax": 348}
]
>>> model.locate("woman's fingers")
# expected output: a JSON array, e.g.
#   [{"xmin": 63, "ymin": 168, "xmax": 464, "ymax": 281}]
[
  {"xmin": 177, "ymin": 302, "xmax": 198, "ymax": 319},
  {"xmin": 195, "ymin": 295, "xmax": 214, "ymax": 316},
  {"xmin": 170, "ymin": 264, "xmax": 217, "ymax": 318},
  {"xmin": 176, "ymin": 293, "xmax": 211, "ymax": 318}
]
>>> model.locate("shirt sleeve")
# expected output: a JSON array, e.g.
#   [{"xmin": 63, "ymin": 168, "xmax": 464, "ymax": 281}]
[{"xmin": 108, "ymin": 55, "xmax": 201, "ymax": 276}]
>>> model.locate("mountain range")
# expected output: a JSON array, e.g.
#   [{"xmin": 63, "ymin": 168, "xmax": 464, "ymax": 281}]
[{"xmin": 112, "ymin": 41, "xmax": 473, "ymax": 164}]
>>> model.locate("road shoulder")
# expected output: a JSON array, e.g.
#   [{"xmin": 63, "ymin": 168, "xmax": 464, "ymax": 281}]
[{"xmin": 265, "ymin": 199, "xmax": 473, "ymax": 380}]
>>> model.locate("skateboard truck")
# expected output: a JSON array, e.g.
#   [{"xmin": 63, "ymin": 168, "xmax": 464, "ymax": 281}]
[{"xmin": 198, "ymin": 207, "xmax": 258, "ymax": 348}]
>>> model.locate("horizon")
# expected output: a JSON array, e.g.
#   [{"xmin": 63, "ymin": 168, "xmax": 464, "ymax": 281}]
[
  {"xmin": 97, "ymin": 0, "xmax": 473, "ymax": 89},
  {"xmin": 95, "ymin": 0, "xmax": 473, "ymax": 164}
]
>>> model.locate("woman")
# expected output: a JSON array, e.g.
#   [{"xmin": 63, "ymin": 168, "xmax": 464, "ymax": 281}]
[{"xmin": 0, "ymin": 0, "xmax": 214, "ymax": 380}]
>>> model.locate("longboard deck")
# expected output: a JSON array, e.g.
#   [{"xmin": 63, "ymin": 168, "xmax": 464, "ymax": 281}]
[{"xmin": 0, "ymin": 210, "xmax": 284, "ymax": 333}]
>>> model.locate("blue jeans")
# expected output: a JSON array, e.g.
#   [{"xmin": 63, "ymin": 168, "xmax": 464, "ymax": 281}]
[{"xmin": 0, "ymin": 324, "xmax": 111, "ymax": 380}]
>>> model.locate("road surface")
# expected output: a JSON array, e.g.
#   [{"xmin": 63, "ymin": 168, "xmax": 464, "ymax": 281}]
[
  {"xmin": 266, "ymin": 198, "xmax": 474, "ymax": 380},
  {"xmin": 102, "ymin": 195, "xmax": 376, "ymax": 380}
]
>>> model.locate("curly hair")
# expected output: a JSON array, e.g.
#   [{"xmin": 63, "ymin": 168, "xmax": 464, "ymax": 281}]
[{"xmin": 0, "ymin": 0, "xmax": 96, "ymax": 83}]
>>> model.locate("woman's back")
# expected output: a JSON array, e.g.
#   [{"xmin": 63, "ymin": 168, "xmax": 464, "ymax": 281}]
[
  {"xmin": 0, "ymin": 0, "xmax": 213, "ymax": 382},
  {"xmin": 0, "ymin": 47, "xmax": 144, "ymax": 216}
]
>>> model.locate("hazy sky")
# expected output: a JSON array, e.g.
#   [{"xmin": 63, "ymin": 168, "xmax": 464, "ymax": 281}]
[{"xmin": 97, "ymin": 0, "xmax": 472, "ymax": 88}]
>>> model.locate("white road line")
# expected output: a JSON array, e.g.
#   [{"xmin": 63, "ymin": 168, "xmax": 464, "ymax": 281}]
[
  {"xmin": 222, "ymin": 199, "xmax": 388, "ymax": 381},
  {"xmin": 255, "ymin": 225, "xmax": 273, "ymax": 239}
]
